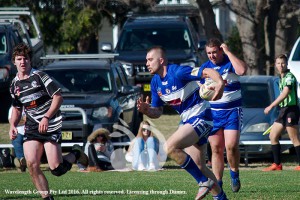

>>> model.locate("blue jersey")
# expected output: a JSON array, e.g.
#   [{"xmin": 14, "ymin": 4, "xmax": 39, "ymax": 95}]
[
  {"xmin": 200, "ymin": 55, "xmax": 242, "ymax": 110},
  {"xmin": 151, "ymin": 64, "xmax": 210, "ymax": 123}
]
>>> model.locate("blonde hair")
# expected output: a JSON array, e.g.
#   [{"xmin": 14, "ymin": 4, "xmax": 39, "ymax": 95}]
[
  {"xmin": 136, "ymin": 120, "xmax": 154, "ymax": 138},
  {"xmin": 87, "ymin": 128, "xmax": 110, "ymax": 143}
]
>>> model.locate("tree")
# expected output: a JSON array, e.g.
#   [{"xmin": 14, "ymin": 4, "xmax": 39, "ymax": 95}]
[
  {"xmin": 221, "ymin": 0, "xmax": 299, "ymax": 75},
  {"xmin": 0, "ymin": 0, "xmax": 160, "ymax": 53},
  {"xmin": 195, "ymin": 0, "xmax": 223, "ymax": 42},
  {"xmin": 1, "ymin": 0, "xmax": 298, "ymax": 73}
]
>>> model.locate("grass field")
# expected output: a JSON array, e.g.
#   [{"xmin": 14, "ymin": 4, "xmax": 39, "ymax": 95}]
[
  {"xmin": 0, "ymin": 167, "xmax": 300, "ymax": 200},
  {"xmin": 1, "ymin": 114, "xmax": 300, "ymax": 199}
]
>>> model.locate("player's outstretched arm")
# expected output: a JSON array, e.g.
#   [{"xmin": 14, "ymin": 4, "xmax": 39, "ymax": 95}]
[
  {"xmin": 264, "ymin": 86, "xmax": 289, "ymax": 114},
  {"xmin": 137, "ymin": 96, "xmax": 163, "ymax": 119}
]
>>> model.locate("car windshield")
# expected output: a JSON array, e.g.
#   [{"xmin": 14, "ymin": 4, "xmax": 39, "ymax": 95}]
[
  {"xmin": 241, "ymin": 83, "xmax": 271, "ymax": 108},
  {"xmin": 46, "ymin": 69, "xmax": 113, "ymax": 93},
  {"xmin": 0, "ymin": 32, "xmax": 7, "ymax": 54},
  {"xmin": 117, "ymin": 28, "xmax": 192, "ymax": 52}
]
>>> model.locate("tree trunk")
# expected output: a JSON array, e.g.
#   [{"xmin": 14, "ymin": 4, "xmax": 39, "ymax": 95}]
[
  {"xmin": 231, "ymin": 0, "xmax": 268, "ymax": 75},
  {"xmin": 196, "ymin": 0, "xmax": 223, "ymax": 41},
  {"xmin": 274, "ymin": 2, "xmax": 300, "ymax": 73},
  {"xmin": 264, "ymin": 0, "xmax": 281, "ymax": 75}
]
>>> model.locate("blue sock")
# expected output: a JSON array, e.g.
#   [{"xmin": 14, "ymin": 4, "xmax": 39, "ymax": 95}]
[
  {"xmin": 213, "ymin": 190, "xmax": 227, "ymax": 200},
  {"xmin": 217, "ymin": 180, "xmax": 223, "ymax": 188},
  {"xmin": 230, "ymin": 169, "xmax": 239, "ymax": 179},
  {"xmin": 180, "ymin": 154, "xmax": 208, "ymax": 183}
]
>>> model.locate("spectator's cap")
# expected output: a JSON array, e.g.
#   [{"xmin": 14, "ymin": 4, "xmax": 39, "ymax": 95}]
[{"xmin": 87, "ymin": 128, "xmax": 110, "ymax": 143}]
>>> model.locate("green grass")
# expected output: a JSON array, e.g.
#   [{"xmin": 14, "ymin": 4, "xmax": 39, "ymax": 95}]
[
  {"xmin": 0, "ymin": 123, "xmax": 10, "ymax": 144},
  {"xmin": 0, "ymin": 168, "xmax": 299, "ymax": 200},
  {"xmin": 1, "ymin": 114, "xmax": 300, "ymax": 199}
]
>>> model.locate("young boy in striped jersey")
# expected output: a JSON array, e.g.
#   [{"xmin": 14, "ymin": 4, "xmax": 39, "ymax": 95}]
[{"xmin": 9, "ymin": 43, "xmax": 88, "ymax": 200}]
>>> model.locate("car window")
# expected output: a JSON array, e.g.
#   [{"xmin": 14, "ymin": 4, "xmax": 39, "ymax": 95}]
[
  {"xmin": 241, "ymin": 83, "xmax": 271, "ymax": 108},
  {"xmin": 9, "ymin": 33, "xmax": 16, "ymax": 49},
  {"xmin": 112, "ymin": 67, "xmax": 122, "ymax": 88},
  {"xmin": 117, "ymin": 28, "xmax": 192, "ymax": 52},
  {"xmin": 46, "ymin": 69, "xmax": 112, "ymax": 93},
  {"xmin": 116, "ymin": 65, "xmax": 128, "ymax": 86},
  {"xmin": 13, "ymin": 29, "xmax": 23, "ymax": 44},
  {"xmin": 0, "ymin": 32, "xmax": 7, "ymax": 54}
]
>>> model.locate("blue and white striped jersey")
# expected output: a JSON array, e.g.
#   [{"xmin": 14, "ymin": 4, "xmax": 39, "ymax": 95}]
[
  {"xmin": 150, "ymin": 64, "xmax": 211, "ymax": 123},
  {"xmin": 200, "ymin": 55, "xmax": 242, "ymax": 110}
]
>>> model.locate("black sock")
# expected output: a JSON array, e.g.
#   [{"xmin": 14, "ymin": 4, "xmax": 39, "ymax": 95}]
[
  {"xmin": 294, "ymin": 145, "xmax": 300, "ymax": 165},
  {"xmin": 272, "ymin": 144, "xmax": 281, "ymax": 165},
  {"xmin": 43, "ymin": 195, "xmax": 54, "ymax": 200},
  {"xmin": 70, "ymin": 150, "xmax": 81, "ymax": 160},
  {"xmin": 88, "ymin": 144, "xmax": 99, "ymax": 167}
]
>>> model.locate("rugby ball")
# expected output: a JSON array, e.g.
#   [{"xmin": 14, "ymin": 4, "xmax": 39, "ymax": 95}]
[{"xmin": 199, "ymin": 80, "xmax": 217, "ymax": 101}]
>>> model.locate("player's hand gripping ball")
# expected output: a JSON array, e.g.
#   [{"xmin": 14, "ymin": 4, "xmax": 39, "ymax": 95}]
[{"xmin": 199, "ymin": 80, "xmax": 217, "ymax": 101}]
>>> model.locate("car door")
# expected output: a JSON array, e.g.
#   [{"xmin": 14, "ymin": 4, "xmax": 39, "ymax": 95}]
[{"xmin": 113, "ymin": 63, "xmax": 136, "ymax": 129}]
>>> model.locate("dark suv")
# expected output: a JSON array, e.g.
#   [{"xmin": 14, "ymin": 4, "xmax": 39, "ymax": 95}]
[
  {"xmin": 40, "ymin": 56, "xmax": 142, "ymax": 144},
  {"xmin": 0, "ymin": 7, "xmax": 45, "ymax": 122},
  {"xmin": 101, "ymin": 14, "xmax": 205, "ymax": 96},
  {"xmin": 0, "ymin": 23, "xmax": 24, "ymax": 121}
]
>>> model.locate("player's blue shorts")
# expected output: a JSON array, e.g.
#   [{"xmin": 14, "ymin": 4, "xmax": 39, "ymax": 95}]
[
  {"xmin": 183, "ymin": 115, "xmax": 213, "ymax": 146},
  {"xmin": 211, "ymin": 107, "xmax": 243, "ymax": 133}
]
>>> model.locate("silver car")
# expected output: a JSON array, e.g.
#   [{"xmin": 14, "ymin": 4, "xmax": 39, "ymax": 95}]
[{"xmin": 239, "ymin": 75, "xmax": 293, "ymax": 159}]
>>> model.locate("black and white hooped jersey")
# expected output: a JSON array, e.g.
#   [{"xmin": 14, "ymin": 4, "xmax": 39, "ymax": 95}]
[{"xmin": 10, "ymin": 69, "xmax": 62, "ymax": 134}]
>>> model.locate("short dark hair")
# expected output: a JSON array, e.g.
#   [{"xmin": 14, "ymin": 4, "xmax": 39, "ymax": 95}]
[
  {"xmin": 275, "ymin": 54, "xmax": 288, "ymax": 62},
  {"xmin": 147, "ymin": 46, "xmax": 166, "ymax": 57},
  {"xmin": 205, "ymin": 38, "xmax": 222, "ymax": 49},
  {"xmin": 12, "ymin": 43, "xmax": 32, "ymax": 62}
]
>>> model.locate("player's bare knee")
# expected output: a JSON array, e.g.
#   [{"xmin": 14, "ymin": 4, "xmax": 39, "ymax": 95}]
[
  {"xmin": 211, "ymin": 146, "xmax": 223, "ymax": 154},
  {"xmin": 164, "ymin": 143, "xmax": 176, "ymax": 155},
  {"xmin": 50, "ymin": 159, "xmax": 72, "ymax": 176},
  {"xmin": 26, "ymin": 160, "xmax": 39, "ymax": 170},
  {"xmin": 168, "ymin": 148, "xmax": 184, "ymax": 162},
  {"xmin": 226, "ymin": 145, "xmax": 238, "ymax": 153}
]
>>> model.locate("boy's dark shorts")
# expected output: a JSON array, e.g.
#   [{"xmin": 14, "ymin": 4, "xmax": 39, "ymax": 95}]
[
  {"xmin": 275, "ymin": 105, "xmax": 299, "ymax": 127},
  {"xmin": 23, "ymin": 130, "xmax": 62, "ymax": 143}
]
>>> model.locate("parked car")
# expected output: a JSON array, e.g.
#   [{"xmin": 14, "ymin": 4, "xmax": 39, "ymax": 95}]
[
  {"xmin": 288, "ymin": 36, "xmax": 300, "ymax": 99},
  {"xmin": 239, "ymin": 75, "xmax": 293, "ymax": 158},
  {"xmin": 101, "ymin": 6, "xmax": 206, "ymax": 97},
  {"xmin": 40, "ymin": 55, "xmax": 143, "ymax": 145},
  {"xmin": 0, "ymin": 7, "xmax": 45, "ymax": 122}
]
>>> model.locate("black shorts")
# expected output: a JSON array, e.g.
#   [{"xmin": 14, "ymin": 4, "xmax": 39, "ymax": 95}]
[
  {"xmin": 23, "ymin": 130, "xmax": 62, "ymax": 143},
  {"xmin": 275, "ymin": 105, "xmax": 300, "ymax": 127}
]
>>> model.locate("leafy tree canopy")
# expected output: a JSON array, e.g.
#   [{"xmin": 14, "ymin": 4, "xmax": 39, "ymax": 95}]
[{"xmin": 0, "ymin": 0, "xmax": 137, "ymax": 53}]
